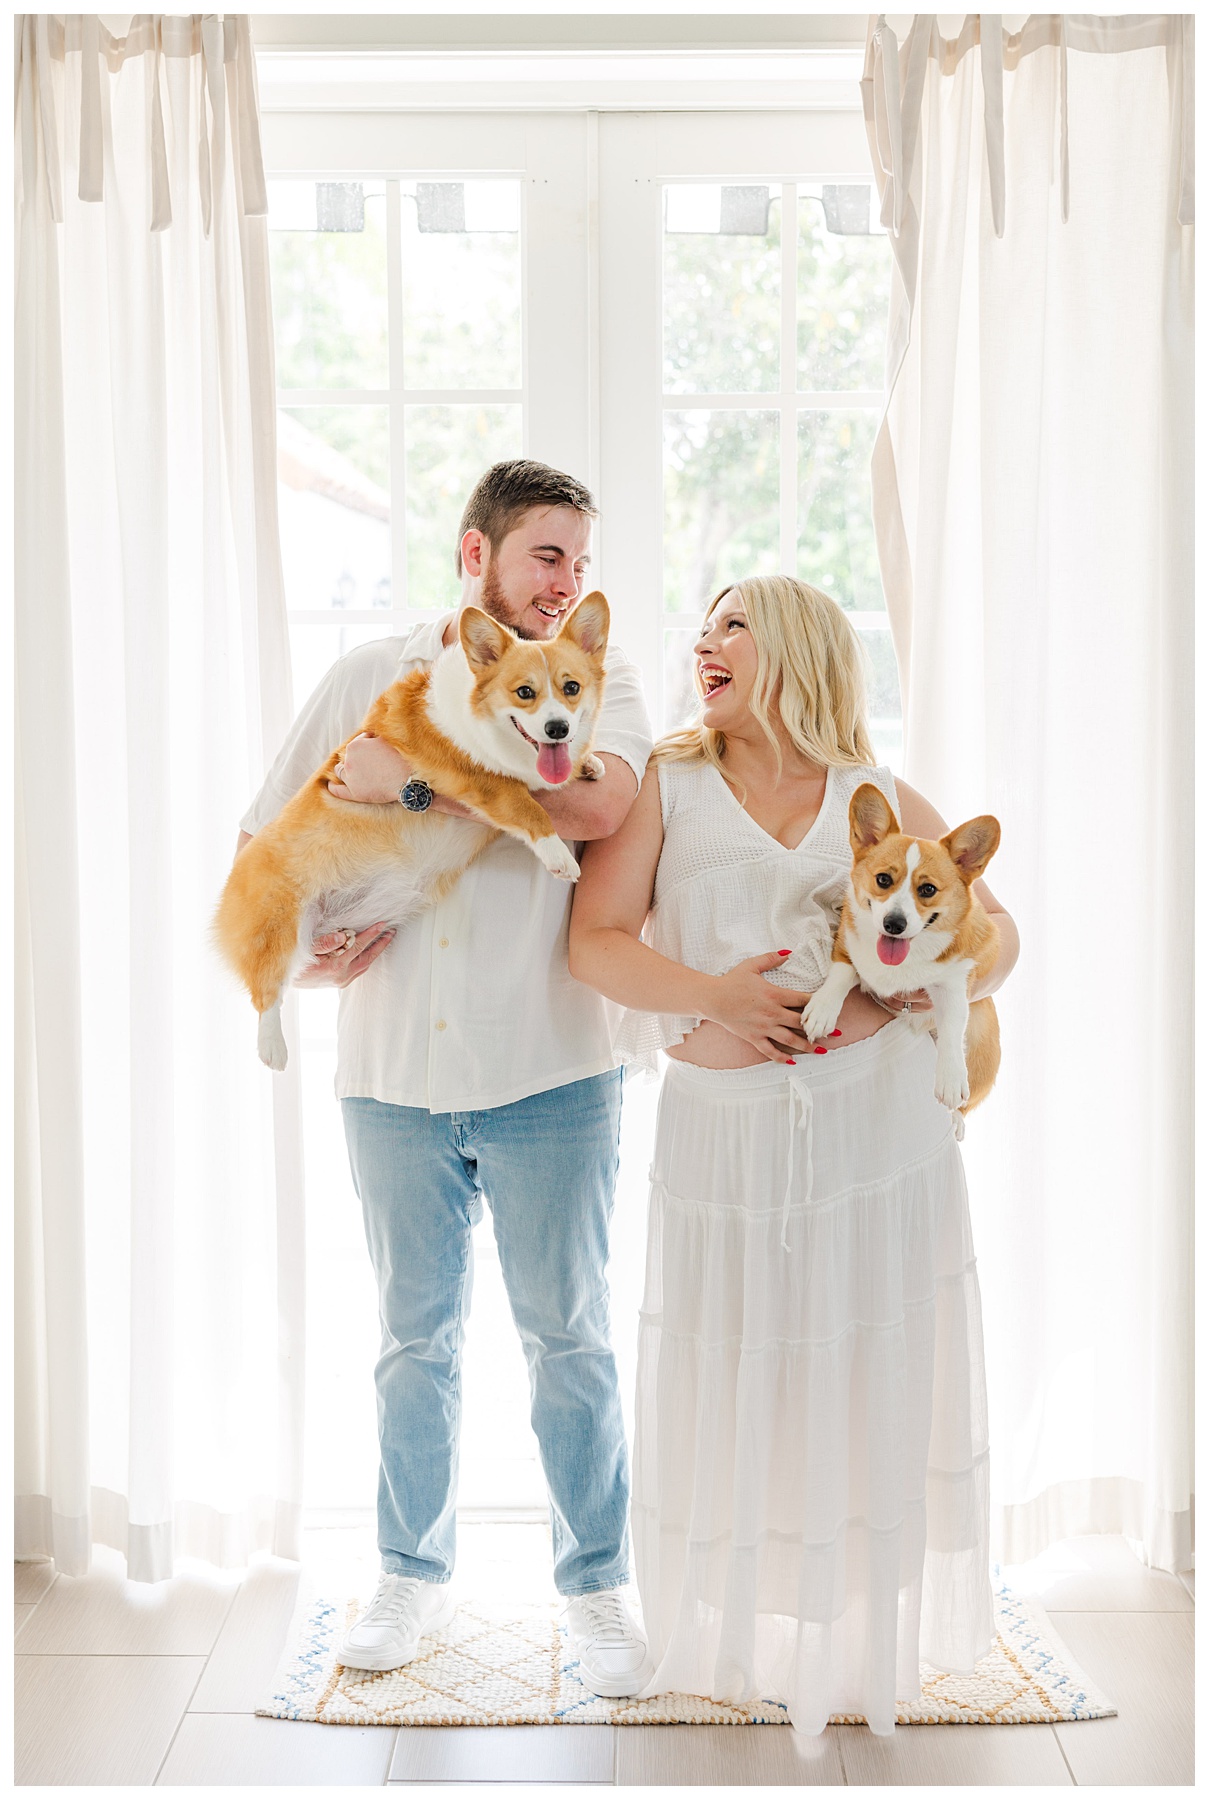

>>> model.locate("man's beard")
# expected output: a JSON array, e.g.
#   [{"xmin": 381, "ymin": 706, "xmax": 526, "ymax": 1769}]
[{"xmin": 478, "ymin": 559, "xmax": 544, "ymax": 640}]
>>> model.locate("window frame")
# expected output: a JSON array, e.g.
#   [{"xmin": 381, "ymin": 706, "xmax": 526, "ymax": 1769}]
[
  {"xmin": 260, "ymin": 110, "xmax": 600, "ymax": 650},
  {"xmin": 259, "ymin": 107, "xmax": 890, "ymax": 730}
]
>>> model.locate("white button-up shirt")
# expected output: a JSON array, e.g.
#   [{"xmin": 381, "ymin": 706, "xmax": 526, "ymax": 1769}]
[{"xmin": 240, "ymin": 615, "xmax": 653, "ymax": 1112}]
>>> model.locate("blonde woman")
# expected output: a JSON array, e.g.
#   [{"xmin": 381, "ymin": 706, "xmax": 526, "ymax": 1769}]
[{"xmin": 568, "ymin": 577, "xmax": 1018, "ymax": 1735}]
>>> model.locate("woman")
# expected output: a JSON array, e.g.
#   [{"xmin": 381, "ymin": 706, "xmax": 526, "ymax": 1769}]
[{"xmin": 568, "ymin": 576, "xmax": 1018, "ymax": 1735}]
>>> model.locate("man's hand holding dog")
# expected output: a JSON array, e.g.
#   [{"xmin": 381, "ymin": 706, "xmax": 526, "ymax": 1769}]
[
  {"xmin": 330, "ymin": 730, "xmax": 637, "ymax": 844},
  {"xmin": 327, "ymin": 733, "xmax": 474, "ymax": 815},
  {"xmin": 295, "ymin": 922, "xmax": 397, "ymax": 988}
]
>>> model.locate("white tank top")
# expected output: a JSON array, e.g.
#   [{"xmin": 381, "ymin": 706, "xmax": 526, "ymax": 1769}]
[{"xmin": 614, "ymin": 756, "xmax": 899, "ymax": 1068}]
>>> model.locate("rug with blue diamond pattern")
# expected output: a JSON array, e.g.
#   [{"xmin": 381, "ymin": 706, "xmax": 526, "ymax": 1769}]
[{"xmin": 256, "ymin": 1582, "xmax": 1114, "ymax": 1726}]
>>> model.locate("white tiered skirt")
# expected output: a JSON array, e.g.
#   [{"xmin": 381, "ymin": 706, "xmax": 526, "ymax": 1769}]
[{"xmin": 633, "ymin": 1020, "xmax": 993, "ymax": 1736}]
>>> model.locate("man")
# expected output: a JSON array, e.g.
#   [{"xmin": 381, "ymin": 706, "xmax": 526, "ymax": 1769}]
[{"xmin": 236, "ymin": 461, "xmax": 654, "ymax": 1696}]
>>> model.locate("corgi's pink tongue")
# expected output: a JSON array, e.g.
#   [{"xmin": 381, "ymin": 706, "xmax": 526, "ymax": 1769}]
[
  {"xmin": 537, "ymin": 742, "xmax": 573, "ymax": 785},
  {"xmin": 877, "ymin": 934, "xmax": 911, "ymax": 966}
]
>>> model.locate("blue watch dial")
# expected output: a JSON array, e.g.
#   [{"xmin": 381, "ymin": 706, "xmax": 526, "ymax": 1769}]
[{"xmin": 399, "ymin": 778, "xmax": 434, "ymax": 812}]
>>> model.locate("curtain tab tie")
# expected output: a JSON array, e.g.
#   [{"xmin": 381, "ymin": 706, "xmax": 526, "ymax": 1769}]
[{"xmin": 78, "ymin": 14, "xmax": 104, "ymax": 204}]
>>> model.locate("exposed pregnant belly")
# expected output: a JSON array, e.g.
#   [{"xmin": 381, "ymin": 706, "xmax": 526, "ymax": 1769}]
[{"xmin": 665, "ymin": 983, "xmax": 896, "ymax": 1070}]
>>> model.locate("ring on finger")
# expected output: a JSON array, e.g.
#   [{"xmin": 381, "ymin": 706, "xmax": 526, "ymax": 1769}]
[
  {"xmin": 342, "ymin": 928, "xmax": 357, "ymax": 953},
  {"xmin": 333, "ymin": 761, "xmax": 346, "ymax": 781}
]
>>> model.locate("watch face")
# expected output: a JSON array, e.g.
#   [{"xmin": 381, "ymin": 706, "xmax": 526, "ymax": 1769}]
[{"xmin": 402, "ymin": 779, "xmax": 433, "ymax": 812}]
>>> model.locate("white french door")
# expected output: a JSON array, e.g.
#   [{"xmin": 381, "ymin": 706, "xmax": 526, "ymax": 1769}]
[
  {"xmin": 257, "ymin": 103, "xmax": 891, "ymax": 1519},
  {"xmin": 261, "ymin": 110, "xmax": 607, "ymax": 1519}
]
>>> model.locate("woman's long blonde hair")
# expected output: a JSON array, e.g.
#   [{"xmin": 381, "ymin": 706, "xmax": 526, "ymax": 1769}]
[{"xmin": 654, "ymin": 575, "xmax": 876, "ymax": 775}]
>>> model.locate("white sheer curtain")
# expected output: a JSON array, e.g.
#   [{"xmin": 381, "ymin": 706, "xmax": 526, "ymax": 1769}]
[
  {"xmin": 863, "ymin": 14, "xmax": 1193, "ymax": 1571},
  {"xmin": 15, "ymin": 14, "xmax": 305, "ymax": 1581}
]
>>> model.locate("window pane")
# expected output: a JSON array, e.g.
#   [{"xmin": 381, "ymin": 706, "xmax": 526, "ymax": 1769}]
[
  {"xmin": 797, "ymin": 186, "xmax": 891, "ymax": 393},
  {"xmin": 268, "ymin": 181, "xmax": 389, "ymax": 391},
  {"xmin": 797, "ymin": 411, "xmax": 883, "ymax": 611},
  {"xmin": 663, "ymin": 627, "xmax": 702, "ymax": 735},
  {"xmin": 664, "ymin": 410, "xmax": 779, "ymax": 614},
  {"xmin": 400, "ymin": 181, "xmax": 522, "ymax": 390},
  {"xmin": 404, "ymin": 405, "xmax": 524, "ymax": 610},
  {"xmin": 859, "ymin": 626, "xmax": 903, "ymax": 772},
  {"xmin": 278, "ymin": 408, "xmax": 392, "ymax": 613},
  {"xmin": 663, "ymin": 186, "xmax": 781, "ymax": 395},
  {"xmin": 288, "ymin": 621, "xmax": 402, "ymax": 718},
  {"xmin": 662, "ymin": 414, "xmax": 784, "ymax": 619}
]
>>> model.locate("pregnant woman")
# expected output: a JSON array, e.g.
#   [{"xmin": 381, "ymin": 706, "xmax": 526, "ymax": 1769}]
[{"xmin": 568, "ymin": 576, "xmax": 1018, "ymax": 1734}]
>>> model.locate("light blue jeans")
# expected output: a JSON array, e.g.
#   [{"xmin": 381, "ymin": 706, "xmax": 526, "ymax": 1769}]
[{"xmin": 341, "ymin": 1069, "xmax": 630, "ymax": 1596}]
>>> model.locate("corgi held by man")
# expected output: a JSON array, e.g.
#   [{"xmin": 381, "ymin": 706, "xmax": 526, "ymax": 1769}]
[
  {"xmin": 214, "ymin": 592, "xmax": 610, "ymax": 1071},
  {"xmin": 802, "ymin": 781, "xmax": 1001, "ymax": 1118}
]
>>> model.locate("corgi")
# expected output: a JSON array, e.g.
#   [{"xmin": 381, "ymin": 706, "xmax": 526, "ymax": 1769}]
[
  {"xmin": 214, "ymin": 593, "xmax": 610, "ymax": 1071},
  {"xmin": 801, "ymin": 782, "xmax": 1001, "ymax": 1120}
]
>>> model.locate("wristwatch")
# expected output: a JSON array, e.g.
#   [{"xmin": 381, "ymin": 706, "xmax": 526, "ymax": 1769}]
[{"xmin": 399, "ymin": 777, "xmax": 434, "ymax": 813}]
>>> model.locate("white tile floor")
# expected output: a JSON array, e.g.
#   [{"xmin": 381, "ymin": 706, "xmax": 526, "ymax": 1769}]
[{"xmin": 14, "ymin": 1526, "xmax": 1193, "ymax": 1786}]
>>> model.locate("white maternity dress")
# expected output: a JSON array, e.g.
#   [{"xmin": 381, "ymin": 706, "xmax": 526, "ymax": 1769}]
[{"xmin": 615, "ymin": 760, "xmax": 993, "ymax": 1736}]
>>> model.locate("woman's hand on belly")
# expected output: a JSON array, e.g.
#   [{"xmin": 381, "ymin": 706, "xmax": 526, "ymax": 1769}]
[
  {"xmin": 666, "ymin": 952, "xmax": 812, "ymax": 1067},
  {"xmin": 668, "ymin": 979, "xmax": 923, "ymax": 1068},
  {"xmin": 703, "ymin": 953, "xmax": 819, "ymax": 1063}
]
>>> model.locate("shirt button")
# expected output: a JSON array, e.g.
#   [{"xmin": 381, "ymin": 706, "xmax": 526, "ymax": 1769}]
[
  {"xmin": 438, "ymin": 937, "xmax": 449, "ymax": 948},
  {"xmin": 435, "ymin": 1020, "xmax": 447, "ymax": 1032}
]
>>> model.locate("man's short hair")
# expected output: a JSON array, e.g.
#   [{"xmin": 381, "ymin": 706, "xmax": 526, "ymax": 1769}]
[{"xmin": 455, "ymin": 459, "xmax": 598, "ymax": 575}]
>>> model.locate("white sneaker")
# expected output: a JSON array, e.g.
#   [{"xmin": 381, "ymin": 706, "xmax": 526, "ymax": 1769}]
[
  {"xmin": 564, "ymin": 1587, "xmax": 654, "ymax": 1698},
  {"xmin": 337, "ymin": 1573, "xmax": 456, "ymax": 1672}
]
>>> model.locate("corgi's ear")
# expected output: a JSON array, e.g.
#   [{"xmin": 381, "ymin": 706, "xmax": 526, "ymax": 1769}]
[
  {"xmin": 941, "ymin": 814, "xmax": 1001, "ymax": 883},
  {"xmin": 561, "ymin": 591, "xmax": 609, "ymax": 658},
  {"xmin": 849, "ymin": 782, "xmax": 899, "ymax": 853},
  {"xmin": 460, "ymin": 607, "xmax": 514, "ymax": 669}
]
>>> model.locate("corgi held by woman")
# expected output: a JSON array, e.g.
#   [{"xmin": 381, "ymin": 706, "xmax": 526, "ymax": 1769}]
[
  {"xmin": 802, "ymin": 782, "xmax": 1001, "ymax": 1120},
  {"xmin": 214, "ymin": 593, "xmax": 610, "ymax": 1071}
]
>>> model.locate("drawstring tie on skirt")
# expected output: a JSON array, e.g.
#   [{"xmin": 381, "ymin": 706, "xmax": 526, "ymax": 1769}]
[{"xmin": 781, "ymin": 1069, "xmax": 816, "ymax": 1250}]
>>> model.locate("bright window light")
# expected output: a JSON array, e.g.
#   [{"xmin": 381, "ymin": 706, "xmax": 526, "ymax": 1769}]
[
  {"xmin": 464, "ymin": 180, "xmax": 520, "ymax": 233},
  {"xmin": 665, "ymin": 185, "xmax": 723, "ymax": 233},
  {"xmin": 267, "ymin": 180, "xmax": 318, "ymax": 232}
]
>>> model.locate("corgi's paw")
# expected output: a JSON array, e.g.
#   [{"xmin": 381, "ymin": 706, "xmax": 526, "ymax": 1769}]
[
  {"xmin": 801, "ymin": 992, "xmax": 842, "ymax": 1041},
  {"xmin": 580, "ymin": 753, "xmax": 606, "ymax": 782},
  {"xmin": 257, "ymin": 1008, "xmax": 289, "ymax": 1072},
  {"xmin": 534, "ymin": 836, "xmax": 581, "ymax": 882},
  {"xmin": 934, "ymin": 1057, "xmax": 969, "ymax": 1112}
]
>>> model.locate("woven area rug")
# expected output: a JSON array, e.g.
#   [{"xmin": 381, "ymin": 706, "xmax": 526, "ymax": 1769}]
[{"xmin": 257, "ymin": 1582, "xmax": 1115, "ymax": 1727}]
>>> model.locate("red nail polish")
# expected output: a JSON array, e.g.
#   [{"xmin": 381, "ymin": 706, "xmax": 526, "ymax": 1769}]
[
  {"xmin": 814, "ymin": 1046, "xmax": 828, "ymax": 1054},
  {"xmin": 778, "ymin": 950, "xmax": 790, "ymax": 956},
  {"xmin": 830, "ymin": 1028, "xmax": 842, "ymax": 1037},
  {"xmin": 786, "ymin": 1058, "xmax": 796, "ymax": 1065}
]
